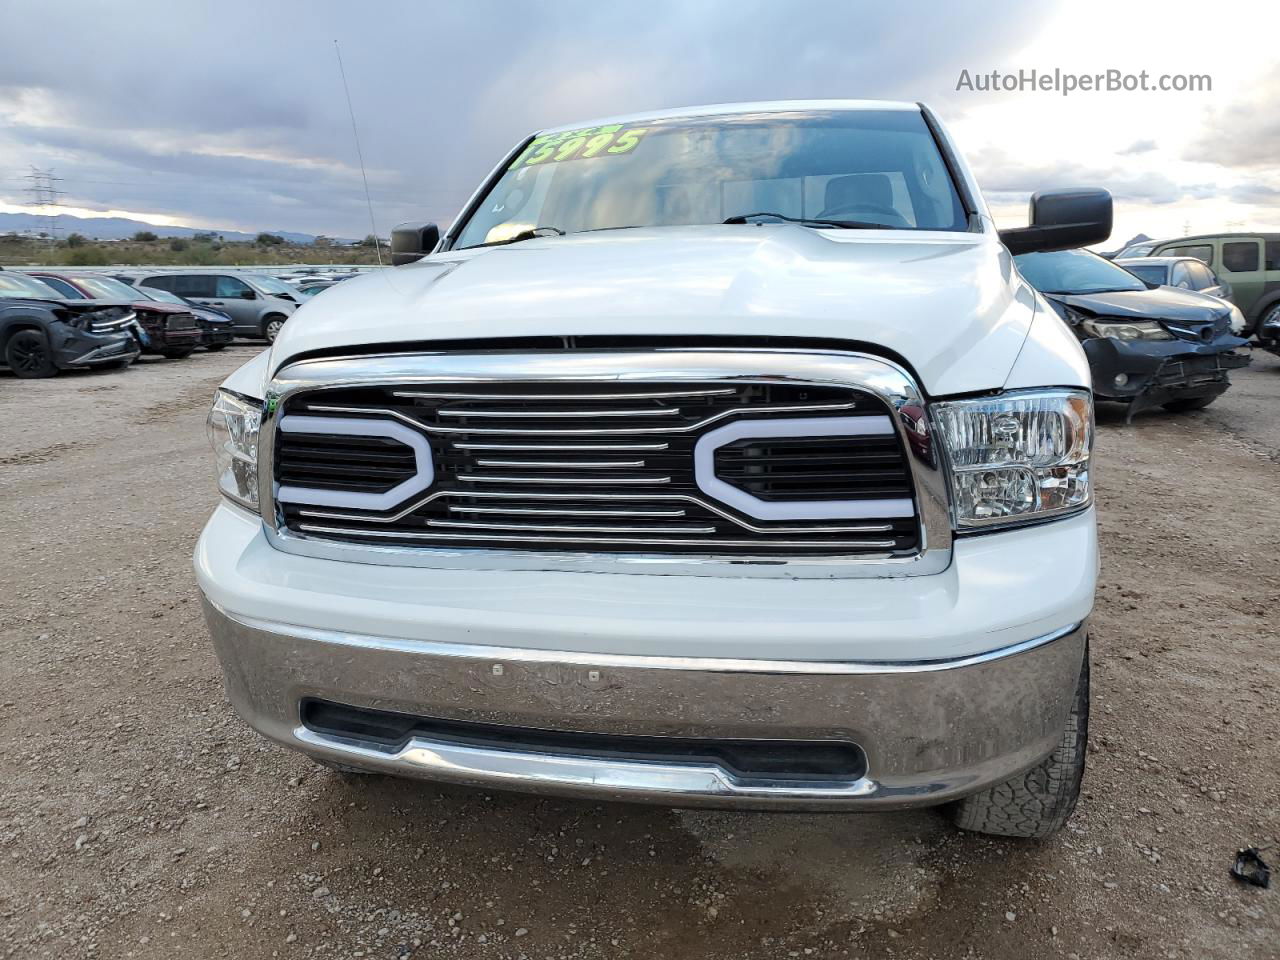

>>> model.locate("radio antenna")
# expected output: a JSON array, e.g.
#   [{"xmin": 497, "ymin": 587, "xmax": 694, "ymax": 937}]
[{"xmin": 334, "ymin": 40, "xmax": 382, "ymax": 265}]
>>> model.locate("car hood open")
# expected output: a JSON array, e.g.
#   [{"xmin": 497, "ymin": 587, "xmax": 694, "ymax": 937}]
[{"xmin": 269, "ymin": 225, "xmax": 1037, "ymax": 396}]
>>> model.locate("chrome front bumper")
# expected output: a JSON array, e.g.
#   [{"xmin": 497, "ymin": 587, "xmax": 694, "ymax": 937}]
[{"xmin": 203, "ymin": 598, "xmax": 1086, "ymax": 811}]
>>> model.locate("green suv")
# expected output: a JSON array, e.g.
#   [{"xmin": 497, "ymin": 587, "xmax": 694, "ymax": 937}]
[{"xmin": 1138, "ymin": 234, "xmax": 1280, "ymax": 336}]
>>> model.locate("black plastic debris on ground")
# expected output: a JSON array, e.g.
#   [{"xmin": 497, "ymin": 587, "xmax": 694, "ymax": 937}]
[{"xmin": 1230, "ymin": 847, "xmax": 1272, "ymax": 889}]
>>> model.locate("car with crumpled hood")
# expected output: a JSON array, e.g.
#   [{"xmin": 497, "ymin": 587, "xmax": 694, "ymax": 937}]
[{"xmin": 1015, "ymin": 248, "xmax": 1250, "ymax": 417}]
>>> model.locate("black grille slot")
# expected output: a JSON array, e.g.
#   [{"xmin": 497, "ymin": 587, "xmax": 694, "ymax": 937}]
[
  {"xmin": 277, "ymin": 432, "xmax": 418, "ymax": 494},
  {"xmin": 714, "ymin": 436, "xmax": 911, "ymax": 501},
  {"xmin": 273, "ymin": 379, "xmax": 921, "ymax": 557}
]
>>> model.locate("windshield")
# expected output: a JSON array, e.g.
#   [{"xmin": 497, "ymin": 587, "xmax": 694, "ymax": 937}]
[
  {"xmin": 73, "ymin": 275, "xmax": 141, "ymax": 300},
  {"xmin": 1123, "ymin": 264, "xmax": 1167, "ymax": 285},
  {"xmin": 1015, "ymin": 249, "xmax": 1147, "ymax": 295},
  {"xmin": 246, "ymin": 274, "xmax": 295, "ymax": 296},
  {"xmin": 1118, "ymin": 243, "xmax": 1156, "ymax": 258},
  {"xmin": 0, "ymin": 273, "xmax": 64, "ymax": 299},
  {"xmin": 136, "ymin": 286, "xmax": 187, "ymax": 305},
  {"xmin": 453, "ymin": 109, "xmax": 968, "ymax": 248}
]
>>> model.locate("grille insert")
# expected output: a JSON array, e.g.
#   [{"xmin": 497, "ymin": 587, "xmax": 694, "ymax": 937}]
[{"xmin": 273, "ymin": 380, "xmax": 921, "ymax": 557}]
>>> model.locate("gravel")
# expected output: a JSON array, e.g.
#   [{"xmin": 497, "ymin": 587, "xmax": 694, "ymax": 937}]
[{"xmin": 1, "ymin": 346, "xmax": 1277, "ymax": 958}]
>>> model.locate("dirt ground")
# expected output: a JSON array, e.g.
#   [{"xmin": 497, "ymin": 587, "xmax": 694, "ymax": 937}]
[{"xmin": 2, "ymin": 345, "xmax": 1277, "ymax": 960}]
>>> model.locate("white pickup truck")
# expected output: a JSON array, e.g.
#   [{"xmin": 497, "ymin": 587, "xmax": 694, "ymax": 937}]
[{"xmin": 197, "ymin": 100, "xmax": 1108, "ymax": 837}]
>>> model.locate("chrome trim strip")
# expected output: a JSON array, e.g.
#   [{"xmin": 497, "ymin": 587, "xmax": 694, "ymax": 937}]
[
  {"xmin": 260, "ymin": 350, "xmax": 952, "ymax": 578},
  {"xmin": 456, "ymin": 442, "xmax": 670, "ymax": 452},
  {"xmin": 393, "ymin": 388, "xmax": 738, "ymax": 400},
  {"xmin": 475, "ymin": 459, "xmax": 647, "ymax": 469},
  {"xmin": 426, "ymin": 519, "xmax": 717, "ymax": 534},
  {"xmin": 456, "ymin": 474, "xmax": 672, "ymax": 485},
  {"xmin": 437, "ymin": 406, "xmax": 683, "ymax": 418},
  {"xmin": 295, "ymin": 490, "xmax": 895, "ymax": 535},
  {"xmin": 300, "ymin": 400, "xmax": 859, "ymax": 436},
  {"xmin": 448, "ymin": 505, "xmax": 687, "ymax": 518},
  {"xmin": 210, "ymin": 598, "xmax": 1079, "ymax": 675},
  {"xmin": 298, "ymin": 523, "xmax": 899, "ymax": 549},
  {"xmin": 292, "ymin": 725, "xmax": 879, "ymax": 802}
]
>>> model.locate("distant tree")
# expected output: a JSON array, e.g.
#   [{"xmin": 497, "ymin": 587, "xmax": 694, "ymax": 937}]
[
  {"xmin": 168, "ymin": 237, "xmax": 189, "ymax": 252},
  {"xmin": 255, "ymin": 232, "xmax": 285, "ymax": 246},
  {"xmin": 314, "ymin": 235, "xmax": 334, "ymax": 247},
  {"xmin": 359, "ymin": 234, "xmax": 379, "ymax": 248},
  {"xmin": 65, "ymin": 232, "xmax": 88, "ymax": 248},
  {"xmin": 132, "ymin": 230, "xmax": 159, "ymax": 242},
  {"xmin": 192, "ymin": 231, "xmax": 217, "ymax": 243}
]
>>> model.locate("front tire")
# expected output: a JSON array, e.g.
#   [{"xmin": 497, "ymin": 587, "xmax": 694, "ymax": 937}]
[
  {"xmin": 263, "ymin": 315, "xmax": 287, "ymax": 342},
  {"xmin": 5, "ymin": 329, "xmax": 58, "ymax": 378},
  {"xmin": 161, "ymin": 348, "xmax": 196, "ymax": 360},
  {"xmin": 1255, "ymin": 303, "xmax": 1280, "ymax": 344},
  {"xmin": 205, "ymin": 343, "xmax": 227, "ymax": 352},
  {"xmin": 1162, "ymin": 395, "xmax": 1216, "ymax": 413},
  {"xmin": 952, "ymin": 646, "xmax": 1089, "ymax": 838}
]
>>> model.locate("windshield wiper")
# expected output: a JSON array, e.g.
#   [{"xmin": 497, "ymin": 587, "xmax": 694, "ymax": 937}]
[
  {"xmin": 466, "ymin": 226, "xmax": 566, "ymax": 249},
  {"xmin": 724, "ymin": 211, "xmax": 892, "ymax": 230}
]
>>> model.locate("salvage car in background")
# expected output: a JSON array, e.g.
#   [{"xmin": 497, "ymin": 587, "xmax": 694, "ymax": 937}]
[
  {"xmin": 1141, "ymin": 233, "xmax": 1280, "ymax": 337},
  {"xmin": 1117, "ymin": 256, "xmax": 1235, "ymax": 308},
  {"xmin": 26, "ymin": 271, "xmax": 202, "ymax": 359},
  {"xmin": 123, "ymin": 282, "xmax": 235, "ymax": 351},
  {"xmin": 0, "ymin": 271, "xmax": 139, "ymax": 378},
  {"xmin": 136, "ymin": 272, "xmax": 297, "ymax": 341},
  {"xmin": 1015, "ymin": 249, "xmax": 1249, "ymax": 417}
]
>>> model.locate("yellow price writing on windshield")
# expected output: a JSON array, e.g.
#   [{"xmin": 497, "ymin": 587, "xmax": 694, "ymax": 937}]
[{"xmin": 511, "ymin": 125, "xmax": 649, "ymax": 169}]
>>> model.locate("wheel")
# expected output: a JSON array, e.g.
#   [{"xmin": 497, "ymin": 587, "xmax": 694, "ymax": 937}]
[
  {"xmin": 263, "ymin": 315, "xmax": 287, "ymax": 342},
  {"xmin": 952, "ymin": 646, "xmax": 1089, "ymax": 838},
  {"xmin": 1162, "ymin": 395, "xmax": 1216, "ymax": 412},
  {"xmin": 161, "ymin": 348, "xmax": 196, "ymax": 360},
  {"xmin": 1255, "ymin": 303, "xmax": 1280, "ymax": 343},
  {"xmin": 5, "ymin": 329, "xmax": 58, "ymax": 378},
  {"xmin": 205, "ymin": 343, "xmax": 228, "ymax": 352}
]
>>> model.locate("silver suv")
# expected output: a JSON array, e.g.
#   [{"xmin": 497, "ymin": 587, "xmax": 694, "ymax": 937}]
[{"xmin": 136, "ymin": 272, "xmax": 298, "ymax": 341}]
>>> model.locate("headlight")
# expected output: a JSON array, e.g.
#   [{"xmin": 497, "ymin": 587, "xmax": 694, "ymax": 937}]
[
  {"xmin": 207, "ymin": 389, "xmax": 261, "ymax": 509},
  {"xmin": 1080, "ymin": 318, "xmax": 1172, "ymax": 341},
  {"xmin": 933, "ymin": 389, "xmax": 1093, "ymax": 529},
  {"xmin": 1226, "ymin": 305, "xmax": 1245, "ymax": 335}
]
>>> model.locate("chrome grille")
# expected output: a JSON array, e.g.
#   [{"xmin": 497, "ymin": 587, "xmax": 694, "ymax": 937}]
[{"xmin": 273, "ymin": 379, "xmax": 921, "ymax": 558}]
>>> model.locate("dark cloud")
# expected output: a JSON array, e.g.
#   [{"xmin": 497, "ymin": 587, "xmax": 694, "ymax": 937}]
[
  {"xmin": 1118, "ymin": 139, "xmax": 1157, "ymax": 155},
  {"xmin": 1185, "ymin": 65, "xmax": 1280, "ymax": 169},
  {"xmin": 0, "ymin": 0, "xmax": 1054, "ymax": 236}
]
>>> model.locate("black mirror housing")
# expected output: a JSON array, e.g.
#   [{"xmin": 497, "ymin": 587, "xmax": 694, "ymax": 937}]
[
  {"xmin": 998, "ymin": 188, "xmax": 1112, "ymax": 256},
  {"xmin": 391, "ymin": 222, "xmax": 441, "ymax": 265}
]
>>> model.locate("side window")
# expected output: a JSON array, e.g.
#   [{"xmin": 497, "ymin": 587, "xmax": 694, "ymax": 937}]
[
  {"xmin": 1265, "ymin": 240, "xmax": 1280, "ymax": 272},
  {"xmin": 173, "ymin": 275, "xmax": 216, "ymax": 297},
  {"xmin": 1187, "ymin": 262, "xmax": 1215, "ymax": 290},
  {"xmin": 140, "ymin": 276, "xmax": 174, "ymax": 292},
  {"xmin": 1170, "ymin": 263, "xmax": 1192, "ymax": 288},
  {"xmin": 1222, "ymin": 241, "xmax": 1260, "ymax": 273},
  {"xmin": 38, "ymin": 277, "xmax": 86, "ymax": 299},
  {"xmin": 1161, "ymin": 244, "xmax": 1213, "ymax": 265},
  {"xmin": 215, "ymin": 275, "xmax": 252, "ymax": 298}
]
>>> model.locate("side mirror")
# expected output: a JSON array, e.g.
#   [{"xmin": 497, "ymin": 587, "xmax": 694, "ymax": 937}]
[
  {"xmin": 241, "ymin": 288, "xmax": 257, "ymax": 300},
  {"xmin": 998, "ymin": 188, "xmax": 1112, "ymax": 256},
  {"xmin": 390, "ymin": 222, "xmax": 441, "ymax": 266}
]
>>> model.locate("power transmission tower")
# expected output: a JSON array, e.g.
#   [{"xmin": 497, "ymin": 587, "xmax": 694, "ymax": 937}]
[{"xmin": 23, "ymin": 167, "xmax": 65, "ymax": 244}]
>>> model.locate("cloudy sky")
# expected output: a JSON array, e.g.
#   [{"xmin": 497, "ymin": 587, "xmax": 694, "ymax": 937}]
[{"xmin": 1, "ymin": 0, "xmax": 1277, "ymax": 247}]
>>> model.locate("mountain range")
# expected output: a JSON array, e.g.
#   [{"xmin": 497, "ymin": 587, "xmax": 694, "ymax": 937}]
[{"xmin": 0, "ymin": 212, "xmax": 319, "ymax": 244}]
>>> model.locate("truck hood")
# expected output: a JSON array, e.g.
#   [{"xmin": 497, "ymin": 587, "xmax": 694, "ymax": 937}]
[{"xmin": 270, "ymin": 225, "xmax": 1037, "ymax": 396}]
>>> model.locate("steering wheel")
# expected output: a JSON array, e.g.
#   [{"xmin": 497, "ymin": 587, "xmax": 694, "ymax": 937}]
[{"xmin": 820, "ymin": 202, "xmax": 910, "ymax": 227}]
